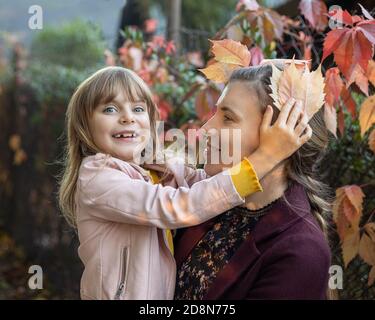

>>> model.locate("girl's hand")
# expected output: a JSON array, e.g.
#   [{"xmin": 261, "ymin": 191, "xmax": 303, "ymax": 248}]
[{"xmin": 246, "ymin": 98, "xmax": 312, "ymax": 180}]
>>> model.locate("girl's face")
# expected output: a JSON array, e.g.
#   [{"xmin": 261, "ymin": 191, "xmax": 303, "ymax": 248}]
[
  {"xmin": 88, "ymin": 90, "xmax": 151, "ymax": 163},
  {"xmin": 202, "ymin": 81, "xmax": 263, "ymax": 176}
]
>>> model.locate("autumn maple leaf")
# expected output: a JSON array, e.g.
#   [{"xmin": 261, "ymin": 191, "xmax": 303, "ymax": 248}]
[
  {"xmin": 199, "ymin": 39, "xmax": 251, "ymax": 83},
  {"xmin": 268, "ymin": 59, "xmax": 325, "ymax": 120},
  {"xmin": 299, "ymin": 0, "xmax": 328, "ymax": 31},
  {"xmin": 359, "ymin": 94, "xmax": 375, "ymax": 137},
  {"xmin": 333, "ymin": 185, "xmax": 365, "ymax": 267},
  {"xmin": 323, "ymin": 67, "xmax": 344, "ymax": 137},
  {"xmin": 322, "ymin": 6, "xmax": 375, "ymax": 83}
]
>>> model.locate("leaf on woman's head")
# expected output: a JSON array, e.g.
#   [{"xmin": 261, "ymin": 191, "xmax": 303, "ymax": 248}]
[
  {"xmin": 199, "ymin": 39, "xmax": 251, "ymax": 83},
  {"xmin": 268, "ymin": 59, "xmax": 325, "ymax": 119},
  {"xmin": 199, "ymin": 62, "xmax": 239, "ymax": 84},
  {"xmin": 209, "ymin": 39, "xmax": 251, "ymax": 66}
]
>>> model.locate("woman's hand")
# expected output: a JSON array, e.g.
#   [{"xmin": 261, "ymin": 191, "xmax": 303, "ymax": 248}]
[{"xmin": 246, "ymin": 98, "xmax": 312, "ymax": 180}]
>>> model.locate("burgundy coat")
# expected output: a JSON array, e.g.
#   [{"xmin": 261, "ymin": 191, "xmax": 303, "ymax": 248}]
[{"xmin": 174, "ymin": 182, "xmax": 331, "ymax": 300}]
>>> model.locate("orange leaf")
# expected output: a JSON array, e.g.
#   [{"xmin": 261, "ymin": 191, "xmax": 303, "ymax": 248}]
[
  {"xmin": 246, "ymin": 8, "xmax": 284, "ymax": 44},
  {"xmin": 369, "ymin": 129, "xmax": 375, "ymax": 153},
  {"xmin": 322, "ymin": 21, "xmax": 375, "ymax": 81},
  {"xmin": 299, "ymin": 0, "xmax": 328, "ymax": 31},
  {"xmin": 209, "ymin": 39, "xmax": 251, "ymax": 67},
  {"xmin": 346, "ymin": 64, "xmax": 369, "ymax": 96},
  {"xmin": 359, "ymin": 94, "xmax": 375, "ymax": 137},
  {"xmin": 324, "ymin": 67, "xmax": 344, "ymax": 108},
  {"xmin": 333, "ymin": 185, "xmax": 364, "ymax": 243},
  {"xmin": 269, "ymin": 60, "xmax": 325, "ymax": 119},
  {"xmin": 340, "ymin": 86, "xmax": 357, "ymax": 120},
  {"xmin": 199, "ymin": 61, "xmax": 240, "ymax": 84}
]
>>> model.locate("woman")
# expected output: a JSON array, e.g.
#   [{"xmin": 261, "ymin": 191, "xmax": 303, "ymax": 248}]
[{"xmin": 173, "ymin": 63, "xmax": 332, "ymax": 300}]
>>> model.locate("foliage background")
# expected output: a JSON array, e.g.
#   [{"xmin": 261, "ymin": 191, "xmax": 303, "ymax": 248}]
[{"xmin": 0, "ymin": 0, "xmax": 374, "ymax": 299}]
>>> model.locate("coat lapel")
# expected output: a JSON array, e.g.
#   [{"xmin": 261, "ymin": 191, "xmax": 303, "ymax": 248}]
[{"xmin": 174, "ymin": 182, "xmax": 311, "ymax": 300}]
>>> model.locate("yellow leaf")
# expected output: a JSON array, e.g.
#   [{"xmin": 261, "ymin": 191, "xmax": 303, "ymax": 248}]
[
  {"xmin": 199, "ymin": 62, "xmax": 239, "ymax": 84},
  {"xmin": 209, "ymin": 39, "xmax": 251, "ymax": 67},
  {"xmin": 359, "ymin": 94, "xmax": 375, "ymax": 137},
  {"xmin": 9, "ymin": 134, "xmax": 21, "ymax": 151},
  {"xmin": 342, "ymin": 231, "xmax": 360, "ymax": 268},
  {"xmin": 269, "ymin": 59, "xmax": 325, "ymax": 120}
]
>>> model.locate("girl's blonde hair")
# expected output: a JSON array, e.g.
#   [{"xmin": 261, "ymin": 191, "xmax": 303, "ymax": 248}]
[
  {"xmin": 229, "ymin": 64, "xmax": 335, "ymax": 299},
  {"xmin": 58, "ymin": 66, "xmax": 160, "ymax": 228}
]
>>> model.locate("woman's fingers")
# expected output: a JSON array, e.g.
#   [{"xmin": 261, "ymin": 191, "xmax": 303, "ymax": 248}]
[
  {"xmin": 294, "ymin": 112, "xmax": 309, "ymax": 137},
  {"xmin": 261, "ymin": 105, "xmax": 274, "ymax": 131},
  {"xmin": 286, "ymin": 100, "xmax": 303, "ymax": 129},
  {"xmin": 298, "ymin": 124, "xmax": 312, "ymax": 144},
  {"xmin": 276, "ymin": 98, "xmax": 296, "ymax": 125}
]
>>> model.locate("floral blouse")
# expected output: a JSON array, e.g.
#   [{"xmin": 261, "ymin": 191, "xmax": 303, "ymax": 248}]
[{"xmin": 174, "ymin": 204, "xmax": 274, "ymax": 300}]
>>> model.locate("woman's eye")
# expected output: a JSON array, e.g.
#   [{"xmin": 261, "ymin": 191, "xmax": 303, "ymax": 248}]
[
  {"xmin": 223, "ymin": 115, "xmax": 233, "ymax": 122},
  {"xmin": 134, "ymin": 106, "xmax": 145, "ymax": 112},
  {"xmin": 103, "ymin": 106, "xmax": 117, "ymax": 113}
]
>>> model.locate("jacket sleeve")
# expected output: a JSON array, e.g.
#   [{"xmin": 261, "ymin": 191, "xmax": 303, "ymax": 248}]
[
  {"xmin": 246, "ymin": 234, "xmax": 331, "ymax": 300},
  {"xmin": 77, "ymin": 157, "xmax": 260, "ymax": 229}
]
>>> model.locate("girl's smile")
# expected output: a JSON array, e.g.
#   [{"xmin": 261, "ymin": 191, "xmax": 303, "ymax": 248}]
[{"xmin": 112, "ymin": 129, "xmax": 141, "ymax": 143}]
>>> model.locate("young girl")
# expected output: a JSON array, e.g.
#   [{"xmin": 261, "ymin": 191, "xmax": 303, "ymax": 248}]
[{"xmin": 58, "ymin": 66, "xmax": 311, "ymax": 300}]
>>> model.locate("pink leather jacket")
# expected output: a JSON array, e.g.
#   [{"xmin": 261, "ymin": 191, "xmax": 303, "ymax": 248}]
[{"xmin": 76, "ymin": 153, "xmax": 247, "ymax": 299}]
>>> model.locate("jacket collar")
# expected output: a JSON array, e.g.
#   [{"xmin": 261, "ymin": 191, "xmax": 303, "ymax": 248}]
[{"xmin": 84, "ymin": 153, "xmax": 152, "ymax": 181}]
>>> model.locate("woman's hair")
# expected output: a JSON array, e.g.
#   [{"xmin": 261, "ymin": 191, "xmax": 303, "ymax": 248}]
[
  {"xmin": 228, "ymin": 63, "xmax": 332, "ymax": 237},
  {"xmin": 58, "ymin": 66, "xmax": 160, "ymax": 228}
]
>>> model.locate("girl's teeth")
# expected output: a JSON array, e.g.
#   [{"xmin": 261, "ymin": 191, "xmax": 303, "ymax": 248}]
[{"xmin": 114, "ymin": 133, "xmax": 136, "ymax": 138}]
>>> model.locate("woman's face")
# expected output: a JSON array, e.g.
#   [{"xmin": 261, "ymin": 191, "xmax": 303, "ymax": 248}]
[{"xmin": 202, "ymin": 81, "xmax": 263, "ymax": 176}]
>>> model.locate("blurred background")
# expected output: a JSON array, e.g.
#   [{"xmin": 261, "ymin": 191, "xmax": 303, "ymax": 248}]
[{"xmin": 0, "ymin": 0, "xmax": 374, "ymax": 299}]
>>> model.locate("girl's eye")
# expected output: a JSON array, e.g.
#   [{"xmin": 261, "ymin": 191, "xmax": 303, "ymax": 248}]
[
  {"xmin": 103, "ymin": 105, "xmax": 117, "ymax": 113},
  {"xmin": 134, "ymin": 106, "xmax": 145, "ymax": 113}
]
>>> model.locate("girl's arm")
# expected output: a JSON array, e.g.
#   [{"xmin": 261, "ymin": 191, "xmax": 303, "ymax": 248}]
[
  {"xmin": 77, "ymin": 155, "xmax": 259, "ymax": 229},
  {"xmin": 146, "ymin": 98, "xmax": 311, "ymax": 189},
  {"xmin": 77, "ymin": 99, "xmax": 310, "ymax": 229}
]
